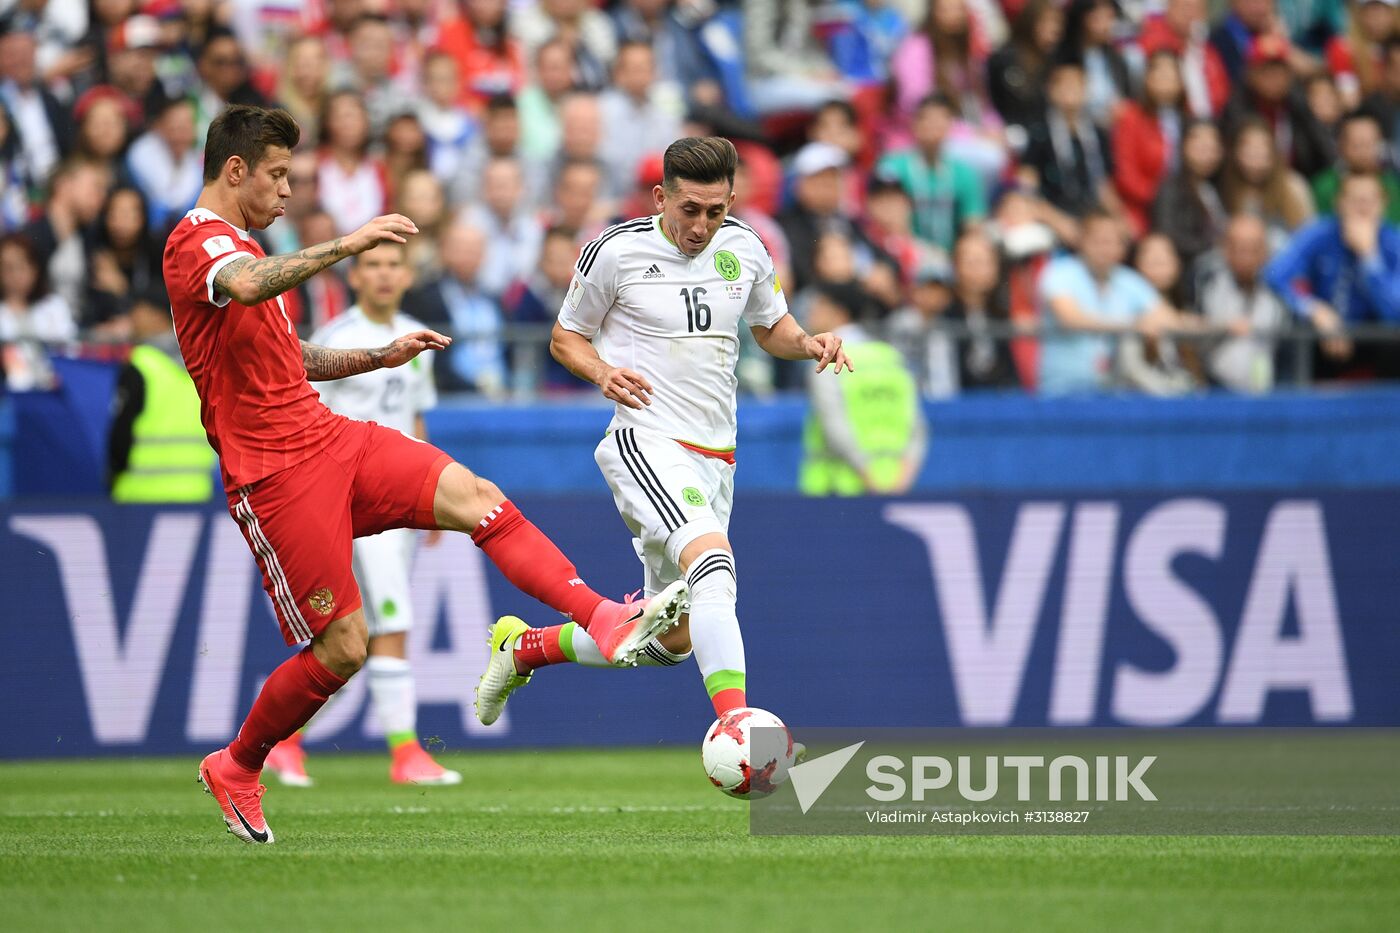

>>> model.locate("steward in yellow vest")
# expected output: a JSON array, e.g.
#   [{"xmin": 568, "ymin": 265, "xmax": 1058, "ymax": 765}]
[
  {"xmin": 800, "ymin": 284, "xmax": 927, "ymax": 496},
  {"xmin": 109, "ymin": 295, "xmax": 215, "ymax": 503}
]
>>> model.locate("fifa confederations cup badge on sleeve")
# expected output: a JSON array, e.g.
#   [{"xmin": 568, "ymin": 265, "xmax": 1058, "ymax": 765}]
[{"xmin": 715, "ymin": 250, "xmax": 741, "ymax": 281}]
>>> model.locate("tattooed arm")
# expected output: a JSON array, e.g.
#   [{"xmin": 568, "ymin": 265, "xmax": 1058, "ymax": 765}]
[
  {"xmin": 301, "ymin": 330, "xmax": 453, "ymax": 381},
  {"xmin": 211, "ymin": 214, "xmax": 419, "ymax": 306}
]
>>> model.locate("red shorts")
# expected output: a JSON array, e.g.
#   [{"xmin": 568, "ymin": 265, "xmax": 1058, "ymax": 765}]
[{"xmin": 227, "ymin": 418, "xmax": 452, "ymax": 645}]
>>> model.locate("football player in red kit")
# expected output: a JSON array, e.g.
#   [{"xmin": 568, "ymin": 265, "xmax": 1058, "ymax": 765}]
[{"xmin": 166, "ymin": 105, "xmax": 687, "ymax": 844}]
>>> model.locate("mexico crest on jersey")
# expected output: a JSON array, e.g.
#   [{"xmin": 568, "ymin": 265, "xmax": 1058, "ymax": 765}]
[{"xmin": 715, "ymin": 250, "xmax": 741, "ymax": 281}]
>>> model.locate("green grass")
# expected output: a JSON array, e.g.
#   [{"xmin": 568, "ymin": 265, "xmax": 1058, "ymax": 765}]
[{"xmin": 1, "ymin": 749, "xmax": 1396, "ymax": 932}]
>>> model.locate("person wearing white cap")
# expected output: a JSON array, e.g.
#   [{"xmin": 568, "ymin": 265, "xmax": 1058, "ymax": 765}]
[{"xmin": 778, "ymin": 141, "xmax": 898, "ymax": 294}]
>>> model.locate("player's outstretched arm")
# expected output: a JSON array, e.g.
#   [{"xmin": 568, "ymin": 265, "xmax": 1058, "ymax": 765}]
[
  {"xmin": 301, "ymin": 329, "xmax": 451, "ymax": 381},
  {"xmin": 212, "ymin": 214, "xmax": 419, "ymax": 306},
  {"xmin": 751, "ymin": 313, "xmax": 854, "ymax": 373},
  {"xmin": 549, "ymin": 321, "xmax": 653, "ymax": 409}
]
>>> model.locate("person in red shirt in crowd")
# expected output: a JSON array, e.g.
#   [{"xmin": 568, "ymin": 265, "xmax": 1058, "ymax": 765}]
[
  {"xmin": 1138, "ymin": 0, "xmax": 1230, "ymax": 117},
  {"xmin": 437, "ymin": 0, "xmax": 527, "ymax": 110},
  {"xmin": 170, "ymin": 105, "xmax": 688, "ymax": 845},
  {"xmin": 1327, "ymin": 0, "xmax": 1400, "ymax": 109},
  {"xmin": 1113, "ymin": 51, "xmax": 1189, "ymax": 235}
]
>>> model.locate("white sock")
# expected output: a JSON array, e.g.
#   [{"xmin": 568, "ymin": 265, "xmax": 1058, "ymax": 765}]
[
  {"xmin": 684, "ymin": 549, "xmax": 744, "ymax": 681},
  {"xmin": 364, "ymin": 655, "xmax": 416, "ymax": 744}
]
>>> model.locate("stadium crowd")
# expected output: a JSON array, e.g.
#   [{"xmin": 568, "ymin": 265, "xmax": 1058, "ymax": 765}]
[{"xmin": 4, "ymin": 0, "xmax": 1400, "ymax": 397}]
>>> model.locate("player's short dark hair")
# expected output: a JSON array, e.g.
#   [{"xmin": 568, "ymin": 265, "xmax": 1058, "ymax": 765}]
[
  {"xmin": 203, "ymin": 104, "xmax": 300, "ymax": 182},
  {"xmin": 663, "ymin": 137, "xmax": 738, "ymax": 191}
]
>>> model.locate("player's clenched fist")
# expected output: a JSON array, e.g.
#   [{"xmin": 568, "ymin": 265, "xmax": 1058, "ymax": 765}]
[
  {"xmin": 378, "ymin": 329, "xmax": 452, "ymax": 368},
  {"xmin": 347, "ymin": 214, "xmax": 420, "ymax": 254},
  {"xmin": 598, "ymin": 365, "xmax": 653, "ymax": 410}
]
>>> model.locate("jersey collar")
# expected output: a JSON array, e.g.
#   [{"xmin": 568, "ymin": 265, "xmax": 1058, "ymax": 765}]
[{"xmin": 186, "ymin": 207, "xmax": 251, "ymax": 240}]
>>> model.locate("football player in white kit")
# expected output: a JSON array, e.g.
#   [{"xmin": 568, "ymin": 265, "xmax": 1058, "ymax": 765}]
[
  {"xmin": 264, "ymin": 242, "xmax": 461, "ymax": 786},
  {"xmin": 474, "ymin": 137, "xmax": 851, "ymax": 725}
]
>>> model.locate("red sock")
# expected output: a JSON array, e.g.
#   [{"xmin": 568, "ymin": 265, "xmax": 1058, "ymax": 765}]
[
  {"xmin": 471, "ymin": 501, "xmax": 608, "ymax": 625},
  {"xmin": 228, "ymin": 648, "xmax": 346, "ymax": 772},
  {"xmin": 712, "ymin": 689, "xmax": 747, "ymax": 717},
  {"xmin": 514, "ymin": 624, "xmax": 572, "ymax": 671}
]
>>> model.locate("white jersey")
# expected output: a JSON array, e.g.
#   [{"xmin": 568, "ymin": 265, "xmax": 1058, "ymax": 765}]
[
  {"xmin": 557, "ymin": 214, "xmax": 789, "ymax": 450},
  {"xmin": 310, "ymin": 305, "xmax": 437, "ymax": 435}
]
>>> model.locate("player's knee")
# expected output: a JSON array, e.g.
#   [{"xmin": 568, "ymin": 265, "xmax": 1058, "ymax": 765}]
[
  {"xmin": 315, "ymin": 613, "xmax": 369, "ymax": 677},
  {"xmin": 433, "ymin": 463, "xmax": 506, "ymax": 531},
  {"xmin": 684, "ymin": 548, "xmax": 737, "ymax": 604}
]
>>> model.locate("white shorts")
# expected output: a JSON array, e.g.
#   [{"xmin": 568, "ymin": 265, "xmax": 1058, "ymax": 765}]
[
  {"xmin": 594, "ymin": 427, "xmax": 735, "ymax": 597},
  {"xmin": 351, "ymin": 527, "xmax": 415, "ymax": 636}
]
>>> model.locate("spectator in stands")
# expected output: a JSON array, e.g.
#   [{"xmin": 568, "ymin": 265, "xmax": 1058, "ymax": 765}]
[
  {"xmin": 292, "ymin": 208, "xmax": 352, "ymax": 333},
  {"xmin": 1213, "ymin": 0, "xmax": 1319, "ymax": 82},
  {"xmin": 395, "ymin": 168, "xmax": 448, "ymax": 279},
  {"xmin": 0, "ymin": 25, "xmax": 70, "ymax": 183},
  {"xmin": 806, "ymin": 230, "xmax": 902, "ymax": 318},
  {"xmin": 73, "ymin": 87, "xmax": 134, "ymax": 174},
  {"xmin": 611, "ymin": 0, "xmax": 722, "ymax": 108},
  {"xmin": 1037, "ymin": 209, "xmax": 1182, "ymax": 395},
  {"xmin": 1305, "ymin": 72, "xmax": 1347, "ymax": 141},
  {"xmin": 1139, "ymin": 0, "xmax": 1229, "ymax": 118},
  {"xmin": 0, "ymin": 231, "xmax": 74, "ymax": 391},
  {"xmin": 451, "ymin": 93, "xmax": 536, "ymax": 207},
  {"xmin": 731, "ymin": 156, "xmax": 792, "ymax": 288},
  {"xmin": 418, "ymin": 50, "xmax": 477, "ymax": 185},
  {"xmin": 1021, "ymin": 57, "xmax": 1117, "ymax": 220},
  {"xmin": 543, "ymin": 157, "xmax": 607, "ymax": 239},
  {"xmin": 801, "ymin": 280, "xmax": 927, "ymax": 495},
  {"xmin": 1199, "ymin": 214, "xmax": 1287, "ymax": 392},
  {"xmin": 598, "ymin": 42, "xmax": 683, "ymax": 196},
  {"xmin": 1113, "ymin": 51, "xmax": 1188, "ymax": 235},
  {"xmin": 863, "ymin": 177, "xmax": 923, "ymax": 291},
  {"xmin": 1314, "ymin": 110, "xmax": 1400, "ymax": 219},
  {"xmin": 277, "ymin": 34, "xmax": 331, "ymax": 144},
  {"xmin": 781, "ymin": 141, "xmax": 897, "ymax": 295},
  {"xmin": 808, "ymin": 99, "xmax": 868, "ymax": 216},
  {"xmin": 813, "ymin": 0, "xmax": 909, "ymax": 88},
  {"xmin": 0, "ymin": 103, "xmax": 27, "ymax": 232},
  {"xmin": 1060, "ymin": 0, "xmax": 1131, "ymax": 129},
  {"xmin": 502, "ymin": 223, "xmax": 582, "ymax": 393},
  {"xmin": 515, "ymin": 0, "xmax": 617, "ymax": 88},
  {"xmin": 21, "ymin": 156, "xmax": 108, "ymax": 315},
  {"xmin": 1125, "ymin": 232, "xmax": 1200, "ymax": 393},
  {"xmin": 518, "ymin": 39, "xmax": 578, "ymax": 161},
  {"xmin": 1362, "ymin": 37, "xmax": 1400, "ymax": 159},
  {"xmin": 404, "ymin": 222, "xmax": 507, "ymax": 396},
  {"xmin": 125, "ymin": 96, "xmax": 201, "ymax": 232},
  {"xmin": 987, "ymin": 0, "xmax": 1065, "ymax": 133},
  {"xmin": 548, "ymin": 92, "xmax": 619, "ymax": 204},
  {"xmin": 742, "ymin": 0, "xmax": 847, "ymax": 115},
  {"xmin": 891, "ymin": 0, "xmax": 1006, "ymax": 180},
  {"xmin": 887, "ymin": 254, "xmax": 958, "ymax": 397},
  {"xmin": 192, "ymin": 28, "xmax": 265, "ymax": 136},
  {"xmin": 461, "ymin": 157, "xmax": 542, "ymax": 300},
  {"xmin": 437, "ymin": 0, "xmax": 527, "ymax": 109},
  {"xmin": 875, "ymin": 94, "xmax": 986, "ymax": 253},
  {"xmin": 943, "ymin": 230, "xmax": 1020, "ymax": 390},
  {"xmin": 88, "ymin": 185, "xmax": 162, "ymax": 333},
  {"xmin": 1264, "ymin": 171, "xmax": 1400, "ymax": 373},
  {"xmin": 104, "ymin": 14, "xmax": 169, "ymax": 125},
  {"xmin": 1153, "ymin": 119, "xmax": 1229, "ymax": 272},
  {"xmin": 335, "ymin": 14, "xmax": 416, "ymax": 134},
  {"xmin": 1220, "ymin": 117, "xmax": 1315, "ymax": 244},
  {"xmin": 1326, "ymin": 0, "xmax": 1400, "ymax": 108},
  {"xmin": 1222, "ymin": 34, "xmax": 1334, "ymax": 176},
  {"xmin": 316, "ymin": 90, "xmax": 388, "ymax": 236},
  {"xmin": 383, "ymin": 111, "xmax": 429, "ymax": 193}
]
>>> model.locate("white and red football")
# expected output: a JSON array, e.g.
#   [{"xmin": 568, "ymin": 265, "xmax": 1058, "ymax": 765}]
[{"xmin": 701, "ymin": 707, "xmax": 795, "ymax": 799}]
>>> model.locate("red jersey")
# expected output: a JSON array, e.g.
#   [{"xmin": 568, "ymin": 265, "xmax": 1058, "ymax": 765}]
[{"xmin": 163, "ymin": 207, "xmax": 346, "ymax": 491}]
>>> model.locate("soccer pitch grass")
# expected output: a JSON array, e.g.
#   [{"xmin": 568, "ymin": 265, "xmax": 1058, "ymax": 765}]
[{"xmin": 2, "ymin": 749, "xmax": 1397, "ymax": 933}]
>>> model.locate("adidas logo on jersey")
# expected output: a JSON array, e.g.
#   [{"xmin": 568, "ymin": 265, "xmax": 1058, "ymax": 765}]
[{"xmin": 642, "ymin": 264, "xmax": 665, "ymax": 279}]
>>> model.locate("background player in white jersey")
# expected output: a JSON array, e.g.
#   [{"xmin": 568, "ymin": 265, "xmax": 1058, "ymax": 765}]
[
  {"xmin": 264, "ymin": 242, "xmax": 460, "ymax": 787},
  {"xmin": 474, "ymin": 137, "xmax": 851, "ymax": 724}
]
